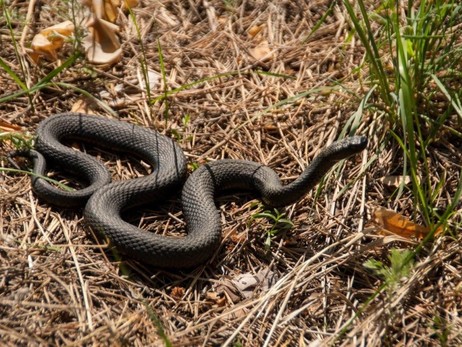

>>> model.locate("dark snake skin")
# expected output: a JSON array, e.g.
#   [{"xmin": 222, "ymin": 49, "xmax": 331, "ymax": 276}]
[{"xmin": 31, "ymin": 113, "xmax": 367, "ymax": 268}]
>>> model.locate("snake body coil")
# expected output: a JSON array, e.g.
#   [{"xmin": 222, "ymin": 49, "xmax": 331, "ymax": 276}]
[{"xmin": 32, "ymin": 113, "xmax": 367, "ymax": 268}]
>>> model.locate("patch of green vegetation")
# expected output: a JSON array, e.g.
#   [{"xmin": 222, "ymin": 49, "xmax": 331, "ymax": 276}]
[
  {"xmin": 188, "ymin": 162, "xmax": 200, "ymax": 172},
  {"xmin": 344, "ymin": 0, "xmax": 461, "ymax": 228},
  {"xmin": 364, "ymin": 248, "xmax": 414, "ymax": 293},
  {"xmin": 252, "ymin": 208, "xmax": 294, "ymax": 250},
  {"xmin": 0, "ymin": 0, "xmax": 83, "ymax": 107},
  {"xmin": 0, "ymin": 47, "xmax": 81, "ymax": 105},
  {"xmin": 222, "ymin": 0, "xmax": 237, "ymax": 12},
  {"xmin": 0, "ymin": 131, "xmax": 33, "ymax": 150},
  {"xmin": 334, "ymin": 1, "xmax": 462, "ymax": 341}
]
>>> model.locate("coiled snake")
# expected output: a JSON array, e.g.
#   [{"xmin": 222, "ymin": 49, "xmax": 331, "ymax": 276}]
[{"xmin": 30, "ymin": 113, "xmax": 367, "ymax": 268}]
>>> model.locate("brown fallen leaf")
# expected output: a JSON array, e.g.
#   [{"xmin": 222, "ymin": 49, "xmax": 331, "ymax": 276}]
[
  {"xmin": 248, "ymin": 25, "xmax": 263, "ymax": 38},
  {"xmin": 170, "ymin": 286, "xmax": 185, "ymax": 300},
  {"xmin": 104, "ymin": 0, "xmax": 119, "ymax": 22},
  {"xmin": 206, "ymin": 291, "xmax": 227, "ymax": 307},
  {"xmin": 103, "ymin": 0, "xmax": 139, "ymax": 22},
  {"xmin": 371, "ymin": 207, "xmax": 443, "ymax": 240}
]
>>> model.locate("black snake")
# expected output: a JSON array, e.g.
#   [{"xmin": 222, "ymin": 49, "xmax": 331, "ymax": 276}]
[{"xmin": 30, "ymin": 113, "xmax": 367, "ymax": 268}]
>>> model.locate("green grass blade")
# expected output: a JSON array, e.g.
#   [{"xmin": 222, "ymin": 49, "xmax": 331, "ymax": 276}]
[
  {"xmin": 431, "ymin": 73, "xmax": 462, "ymax": 119},
  {"xmin": 0, "ymin": 56, "xmax": 28, "ymax": 91},
  {"xmin": 0, "ymin": 52, "xmax": 81, "ymax": 104},
  {"xmin": 157, "ymin": 39, "xmax": 170, "ymax": 120},
  {"xmin": 35, "ymin": 52, "xmax": 81, "ymax": 87},
  {"xmin": 303, "ymin": 1, "xmax": 335, "ymax": 42},
  {"xmin": 54, "ymin": 82, "xmax": 118, "ymax": 117},
  {"xmin": 343, "ymin": 0, "xmax": 392, "ymax": 108},
  {"xmin": 126, "ymin": 4, "xmax": 152, "ymax": 102},
  {"xmin": 0, "ymin": 167, "xmax": 74, "ymax": 191}
]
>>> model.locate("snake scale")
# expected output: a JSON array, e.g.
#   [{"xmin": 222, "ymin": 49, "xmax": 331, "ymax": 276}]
[{"xmin": 30, "ymin": 113, "xmax": 367, "ymax": 268}]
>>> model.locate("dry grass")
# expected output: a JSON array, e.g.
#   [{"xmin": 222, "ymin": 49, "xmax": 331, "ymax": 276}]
[{"xmin": 1, "ymin": 0, "xmax": 461, "ymax": 346}]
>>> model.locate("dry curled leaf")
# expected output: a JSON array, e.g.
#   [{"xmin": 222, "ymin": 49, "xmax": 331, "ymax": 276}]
[
  {"xmin": 248, "ymin": 25, "xmax": 263, "ymax": 38},
  {"xmin": 206, "ymin": 291, "xmax": 227, "ymax": 307},
  {"xmin": 30, "ymin": 21, "xmax": 75, "ymax": 63},
  {"xmin": 232, "ymin": 268, "xmax": 277, "ymax": 299},
  {"xmin": 82, "ymin": 17, "xmax": 122, "ymax": 65},
  {"xmin": 81, "ymin": 0, "xmax": 138, "ymax": 65},
  {"xmin": 81, "ymin": 0, "xmax": 137, "ymax": 22},
  {"xmin": 371, "ymin": 207, "xmax": 443, "ymax": 240},
  {"xmin": 108, "ymin": 0, "xmax": 139, "ymax": 21},
  {"xmin": 104, "ymin": 0, "xmax": 120, "ymax": 22},
  {"xmin": 170, "ymin": 286, "xmax": 185, "ymax": 299}
]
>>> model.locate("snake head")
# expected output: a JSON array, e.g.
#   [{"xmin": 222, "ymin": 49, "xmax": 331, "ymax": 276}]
[{"xmin": 321, "ymin": 136, "xmax": 368, "ymax": 161}]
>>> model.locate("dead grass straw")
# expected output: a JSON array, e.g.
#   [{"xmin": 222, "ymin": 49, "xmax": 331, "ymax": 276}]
[{"xmin": 1, "ymin": 1, "xmax": 461, "ymax": 346}]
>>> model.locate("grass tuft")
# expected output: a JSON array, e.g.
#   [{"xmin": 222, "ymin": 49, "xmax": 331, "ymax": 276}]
[{"xmin": 344, "ymin": 0, "xmax": 461, "ymax": 228}]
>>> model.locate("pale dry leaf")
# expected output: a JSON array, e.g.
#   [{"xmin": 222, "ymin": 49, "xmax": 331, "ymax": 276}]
[
  {"xmin": 123, "ymin": 0, "xmax": 139, "ymax": 9},
  {"xmin": 81, "ymin": 0, "xmax": 138, "ymax": 65},
  {"xmin": 215, "ymin": 281, "xmax": 241, "ymax": 304},
  {"xmin": 380, "ymin": 175, "xmax": 412, "ymax": 188},
  {"xmin": 231, "ymin": 268, "xmax": 277, "ymax": 299},
  {"xmin": 82, "ymin": 17, "xmax": 122, "ymax": 65},
  {"xmin": 213, "ymin": 268, "xmax": 277, "ymax": 303},
  {"xmin": 137, "ymin": 69, "xmax": 160, "ymax": 92},
  {"xmin": 81, "ymin": 0, "xmax": 112, "ymax": 21},
  {"xmin": 249, "ymin": 40, "xmax": 274, "ymax": 62},
  {"xmin": 70, "ymin": 98, "xmax": 98, "ymax": 114},
  {"xmin": 205, "ymin": 291, "xmax": 227, "ymax": 307},
  {"xmin": 104, "ymin": 0, "xmax": 118, "ymax": 22},
  {"xmin": 30, "ymin": 21, "xmax": 75, "ymax": 63}
]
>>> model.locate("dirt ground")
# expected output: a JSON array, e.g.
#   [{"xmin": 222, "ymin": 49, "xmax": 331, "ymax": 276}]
[{"xmin": 1, "ymin": 1, "xmax": 461, "ymax": 346}]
